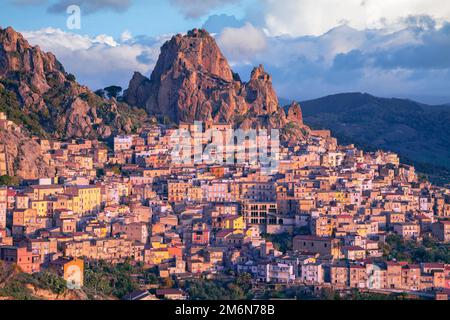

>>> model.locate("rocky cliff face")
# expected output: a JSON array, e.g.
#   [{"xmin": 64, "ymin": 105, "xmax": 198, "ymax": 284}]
[
  {"xmin": 0, "ymin": 127, "xmax": 55, "ymax": 180},
  {"xmin": 0, "ymin": 26, "xmax": 146, "ymax": 139},
  {"xmin": 124, "ymin": 28, "xmax": 306, "ymax": 138}
]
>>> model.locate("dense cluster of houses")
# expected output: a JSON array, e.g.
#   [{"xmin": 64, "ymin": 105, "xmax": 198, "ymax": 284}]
[{"xmin": 1, "ymin": 115, "xmax": 450, "ymax": 298}]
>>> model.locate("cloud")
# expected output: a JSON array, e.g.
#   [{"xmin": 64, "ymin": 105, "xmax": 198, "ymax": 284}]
[
  {"xmin": 202, "ymin": 14, "xmax": 245, "ymax": 34},
  {"xmin": 255, "ymin": 0, "xmax": 450, "ymax": 37},
  {"xmin": 48, "ymin": 0, "xmax": 133, "ymax": 14},
  {"xmin": 21, "ymin": 28, "xmax": 167, "ymax": 89},
  {"xmin": 220, "ymin": 20, "xmax": 450, "ymax": 103},
  {"xmin": 169, "ymin": 0, "xmax": 241, "ymax": 19},
  {"xmin": 217, "ymin": 23, "xmax": 267, "ymax": 62}
]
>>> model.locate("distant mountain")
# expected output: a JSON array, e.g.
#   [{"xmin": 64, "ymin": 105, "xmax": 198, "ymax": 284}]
[
  {"xmin": 0, "ymin": 26, "xmax": 147, "ymax": 140},
  {"xmin": 297, "ymin": 93, "xmax": 450, "ymax": 184}
]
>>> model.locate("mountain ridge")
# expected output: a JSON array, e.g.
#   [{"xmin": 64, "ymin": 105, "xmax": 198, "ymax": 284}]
[
  {"xmin": 296, "ymin": 92, "xmax": 450, "ymax": 184},
  {"xmin": 0, "ymin": 26, "xmax": 147, "ymax": 140}
]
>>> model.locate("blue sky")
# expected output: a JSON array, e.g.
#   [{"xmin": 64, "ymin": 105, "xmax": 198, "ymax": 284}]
[{"xmin": 2, "ymin": 0, "xmax": 450, "ymax": 104}]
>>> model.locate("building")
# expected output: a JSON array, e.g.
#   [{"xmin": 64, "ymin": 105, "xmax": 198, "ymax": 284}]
[
  {"xmin": 65, "ymin": 186, "xmax": 101, "ymax": 215},
  {"xmin": 258, "ymin": 262, "xmax": 295, "ymax": 283},
  {"xmin": 112, "ymin": 222, "xmax": 149, "ymax": 244},
  {"xmin": 0, "ymin": 187, "xmax": 7, "ymax": 229},
  {"xmin": 300, "ymin": 262, "xmax": 324, "ymax": 284},
  {"xmin": 114, "ymin": 135, "xmax": 133, "ymax": 152},
  {"xmin": 393, "ymin": 222, "xmax": 420, "ymax": 240},
  {"xmin": 49, "ymin": 257, "xmax": 84, "ymax": 289},
  {"xmin": 432, "ymin": 221, "xmax": 450, "ymax": 243},
  {"xmin": 243, "ymin": 202, "xmax": 284, "ymax": 233},
  {"xmin": 293, "ymin": 235, "xmax": 341, "ymax": 259},
  {"xmin": 0, "ymin": 246, "xmax": 34, "ymax": 273}
]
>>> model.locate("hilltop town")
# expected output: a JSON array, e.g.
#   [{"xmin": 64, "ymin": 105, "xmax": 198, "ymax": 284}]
[
  {"xmin": 0, "ymin": 26, "xmax": 450, "ymax": 301},
  {"xmin": 1, "ymin": 107, "xmax": 450, "ymax": 300}
]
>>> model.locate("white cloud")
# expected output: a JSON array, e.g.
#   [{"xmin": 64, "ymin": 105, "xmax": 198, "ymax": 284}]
[
  {"xmin": 217, "ymin": 23, "xmax": 267, "ymax": 63},
  {"xmin": 21, "ymin": 28, "xmax": 165, "ymax": 89},
  {"xmin": 222, "ymin": 22, "xmax": 450, "ymax": 103},
  {"xmin": 120, "ymin": 30, "xmax": 133, "ymax": 42},
  {"xmin": 259, "ymin": 0, "xmax": 450, "ymax": 37}
]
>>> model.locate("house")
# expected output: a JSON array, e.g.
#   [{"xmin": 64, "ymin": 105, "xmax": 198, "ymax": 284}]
[
  {"xmin": 293, "ymin": 235, "xmax": 341, "ymax": 259},
  {"xmin": 341, "ymin": 246, "xmax": 366, "ymax": 261},
  {"xmin": 300, "ymin": 262, "xmax": 324, "ymax": 284},
  {"xmin": 0, "ymin": 246, "xmax": 35, "ymax": 273},
  {"xmin": 155, "ymin": 288, "xmax": 188, "ymax": 300},
  {"xmin": 258, "ymin": 262, "xmax": 295, "ymax": 283},
  {"xmin": 124, "ymin": 290, "xmax": 158, "ymax": 301},
  {"xmin": 432, "ymin": 221, "xmax": 450, "ymax": 242},
  {"xmin": 393, "ymin": 222, "xmax": 420, "ymax": 240}
]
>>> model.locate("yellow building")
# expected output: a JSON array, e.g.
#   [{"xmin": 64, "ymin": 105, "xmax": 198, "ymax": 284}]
[
  {"xmin": 31, "ymin": 200, "xmax": 51, "ymax": 217},
  {"xmin": 65, "ymin": 186, "xmax": 101, "ymax": 215},
  {"xmin": 223, "ymin": 216, "xmax": 245, "ymax": 230},
  {"xmin": 144, "ymin": 248, "xmax": 170, "ymax": 265},
  {"xmin": 31, "ymin": 185, "xmax": 64, "ymax": 201},
  {"xmin": 53, "ymin": 194, "xmax": 81, "ymax": 215}
]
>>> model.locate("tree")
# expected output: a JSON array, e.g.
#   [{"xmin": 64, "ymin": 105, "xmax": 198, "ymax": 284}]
[
  {"xmin": 32, "ymin": 271, "xmax": 67, "ymax": 295},
  {"xmin": 66, "ymin": 73, "xmax": 76, "ymax": 82},
  {"xmin": 0, "ymin": 175, "xmax": 20, "ymax": 186},
  {"xmin": 104, "ymin": 86, "xmax": 123, "ymax": 100},
  {"xmin": 94, "ymin": 89, "xmax": 106, "ymax": 99},
  {"xmin": 236, "ymin": 273, "xmax": 253, "ymax": 291}
]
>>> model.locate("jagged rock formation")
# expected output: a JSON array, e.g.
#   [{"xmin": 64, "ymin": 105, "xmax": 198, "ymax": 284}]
[
  {"xmin": 124, "ymin": 28, "xmax": 306, "ymax": 138},
  {"xmin": 0, "ymin": 26, "xmax": 146, "ymax": 139},
  {"xmin": 0, "ymin": 127, "xmax": 55, "ymax": 179}
]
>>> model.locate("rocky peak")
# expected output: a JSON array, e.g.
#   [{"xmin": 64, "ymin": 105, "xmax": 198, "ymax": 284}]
[
  {"xmin": 0, "ymin": 26, "xmax": 146, "ymax": 140},
  {"xmin": 250, "ymin": 64, "xmax": 271, "ymax": 82},
  {"xmin": 286, "ymin": 101, "xmax": 303, "ymax": 124},
  {"xmin": 125, "ymin": 71, "xmax": 152, "ymax": 107},
  {"xmin": 243, "ymin": 64, "xmax": 279, "ymax": 114},
  {"xmin": 124, "ymin": 27, "xmax": 307, "ymax": 141},
  {"xmin": 151, "ymin": 28, "xmax": 233, "ymax": 83}
]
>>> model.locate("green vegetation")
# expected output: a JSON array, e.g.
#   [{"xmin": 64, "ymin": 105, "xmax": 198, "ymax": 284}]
[
  {"xmin": 30, "ymin": 271, "xmax": 67, "ymax": 295},
  {"xmin": 2, "ymin": 70, "xmax": 147, "ymax": 140},
  {"xmin": 0, "ymin": 263, "xmax": 67, "ymax": 300},
  {"xmin": 262, "ymin": 228, "xmax": 309, "ymax": 253},
  {"xmin": 184, "ymin": 278, "xmax": 252, "ymax": 300},
  {"xmin": 0, "ymin": 86, "xmax": 47, "ymax": 137},
  {"xmin": 0, "ymin": 175, "xmax": 20, "ymax": 186},
  {"xmin": 262, "ymin": 232, "xmax": 293, "ymax": 253},
  {"xmin": 319, "ymin": 288, "xmax": 414, "ymax": 300},
  {"xmin": 381, "ymin": 234, "xmax": 450, "ymax": 264},
  {"xmin": 104, "ymin": 86, "xmax": 123, "ymax": 100},
  {"xmin": 66, "ymin": 74, "xmax": 76, "ymax": 82},
  {"xmin": 84, "ymin": 260, "xmax": 140, "ymax": 299}
]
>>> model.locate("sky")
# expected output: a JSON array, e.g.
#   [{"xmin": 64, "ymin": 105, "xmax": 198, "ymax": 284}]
[{"xmin": 1, "ymin": 0, "xmax": 450, "ymax": 104}]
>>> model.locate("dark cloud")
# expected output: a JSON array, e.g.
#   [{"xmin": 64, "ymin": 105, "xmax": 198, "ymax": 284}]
[
  {"xmin": 202, "ymin": 14, "xmax": 245, "ymax": 33},
  {"xmin": 169, "ymin": 0, "xmax": 241, "ymax": 19},
  {"xmin": 332, "ymin": 50, "xmax": 366, "ymax": 70},
  {"xmin": 48, "ymin": 0, "xmax": 133, "ymax": 14},
  {"xmin": 221, "ymin": 18, "xmax": 450, "ymax": 102},
  {"xmin": 373, "ymin": 24, "xmax": 450, "ymax": 70},
  {"xmin": 329, "ymin": 23, "xmax": 450, "ymax": 71}
]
